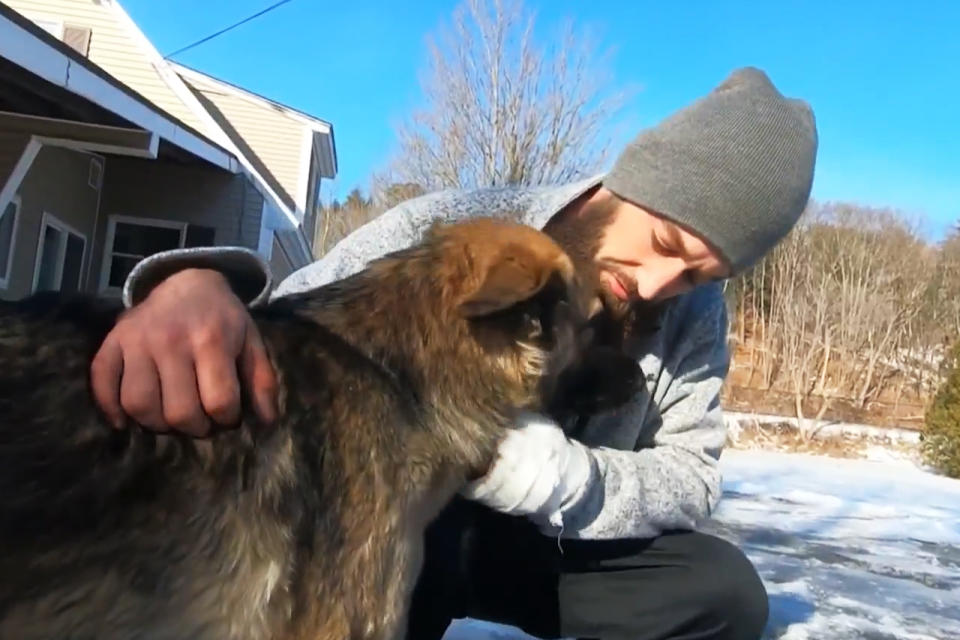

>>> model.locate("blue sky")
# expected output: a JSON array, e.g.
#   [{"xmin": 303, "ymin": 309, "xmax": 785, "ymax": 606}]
[{"xmin": 122, "ymin": 0, "xmax": 958, "ymax": 239}]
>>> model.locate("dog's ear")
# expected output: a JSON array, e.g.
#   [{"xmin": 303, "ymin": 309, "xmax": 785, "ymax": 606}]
[{"xmin": 459, "ymin": 244, "xmax": 566, "ymax": 318}]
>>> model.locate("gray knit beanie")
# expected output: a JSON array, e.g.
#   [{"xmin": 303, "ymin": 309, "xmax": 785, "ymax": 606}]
[{"xmin": 604, "ymin": 66, "xmax": 818, "ymax": 275}]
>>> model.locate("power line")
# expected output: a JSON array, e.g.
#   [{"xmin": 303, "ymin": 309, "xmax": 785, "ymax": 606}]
[{"xmin": 163, "ymin": 0, "xmax": 295, "ymax": 60}]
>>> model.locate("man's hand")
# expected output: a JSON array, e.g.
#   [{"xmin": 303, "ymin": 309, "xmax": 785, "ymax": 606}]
[
  {"xmin": 90, "ymin": 268, "xmax": 278, "ymax": 436},
  {"xmin": 462, "ymin": 414, "xmax": 594, "ymax": 521}
]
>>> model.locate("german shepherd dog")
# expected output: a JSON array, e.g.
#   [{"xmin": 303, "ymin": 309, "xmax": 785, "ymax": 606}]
[{"xmin": 0, "ymin": 218, "xmax": 641, "ymax": 640}]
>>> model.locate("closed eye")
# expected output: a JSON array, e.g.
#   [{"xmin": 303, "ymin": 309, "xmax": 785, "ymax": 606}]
[{"xmin": 652, "ymin": 232, "xmax": 679, "ymax": 257}]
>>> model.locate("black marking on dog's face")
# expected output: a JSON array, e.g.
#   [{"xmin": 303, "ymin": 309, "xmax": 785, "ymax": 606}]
[
  {"xmin": 545, "ymin": 342, "xmax": 643, "ymax": 422},
  {"xmin": 498, "ymin": 270, "xmax": 644, "ymax": 427}
]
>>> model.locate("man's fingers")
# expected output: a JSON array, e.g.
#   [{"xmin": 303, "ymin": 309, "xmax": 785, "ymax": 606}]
[
  {"xmin": 156, "ymin": 351, "xmax": 210, "ymax": 437},
  {"xmin": 90, "ymin": 338, "xmax": 126, "ymax": 430},
  {"xmin": 89, "ymin": 268, "xmax": 263, "ymax": 437},
  {"xmin": 119, "ymin": 347, "xmax": 167, "ymax": 432},
  {"xmin": 240, "ymin": 318, "xmax": 278, "ymax": 426},
  {"xmin": 194, "ymin": 342, "xmax": 242, "ymax": 428}
]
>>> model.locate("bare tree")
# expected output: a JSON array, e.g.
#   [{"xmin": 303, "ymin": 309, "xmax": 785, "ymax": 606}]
[
  {"xmin": 368, "ymin": 173, "xmax": 427, "ymax": 211},
  {"xmin": 384, "ymin": 0, "xmax": 628, "ymax": 191},
  {"xmin": 729, "ymin": 201, "xmax": 945, "ymax": 428},
  {"xmin": 932, "ymin": 225, "xmax": 960, "ymax": 342},
  {"xmin": 313, "ymin": 188, "xmax": 383, "ymax": 258}
]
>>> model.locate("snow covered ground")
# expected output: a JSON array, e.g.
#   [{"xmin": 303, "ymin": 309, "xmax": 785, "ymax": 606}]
[{"xmin": 441, "ymin": 449, "xmax": 960, "ymax": 640}]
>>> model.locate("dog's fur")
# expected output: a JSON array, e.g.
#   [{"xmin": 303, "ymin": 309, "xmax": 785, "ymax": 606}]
[{"xmin": 0, "ymin": 218, "xmax": 639, "ymax": 640}]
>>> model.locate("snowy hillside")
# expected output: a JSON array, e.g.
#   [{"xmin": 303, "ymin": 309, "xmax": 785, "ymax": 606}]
[{"xmin": 442, "ymin": 449, "xmax": 960, "ymax": 640}]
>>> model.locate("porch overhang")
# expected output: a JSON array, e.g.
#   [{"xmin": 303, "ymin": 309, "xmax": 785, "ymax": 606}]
[{"xmin": 0, "ymin": 110, "xmax": 158, "ymax": 158}]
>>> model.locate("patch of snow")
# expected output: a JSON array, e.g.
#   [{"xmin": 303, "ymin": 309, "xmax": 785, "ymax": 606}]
[
  {"xmin": 441, "ymin": 449, "xmax": 960, "ymax": 640},
  {"xmin": 715, "ymin": 450, "xmax": 960, "ymax": 545},
  {"xmin": 862, "ymin": 444, "xmax": 921, "ymax": 465},
  {"xmin": 443, "ymin": 619, "xmax": 544, "ymax": 640},
  {"xmin": 709, "ymin": 450, "xmax": 960, "ymax": 639}
]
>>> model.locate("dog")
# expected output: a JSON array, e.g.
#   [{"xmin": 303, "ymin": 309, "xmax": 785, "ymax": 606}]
[{"xmin": 0, "ymin": 217, "xmax": 641, "ymax": 640}]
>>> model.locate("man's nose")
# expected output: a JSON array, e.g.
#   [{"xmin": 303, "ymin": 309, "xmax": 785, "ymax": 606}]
[{"xmin": 635, "ymin": 260, "xmax": 689, "ymax": 301}]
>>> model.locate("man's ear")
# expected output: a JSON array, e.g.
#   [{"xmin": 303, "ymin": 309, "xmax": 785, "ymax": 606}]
[{"xmin": 459, "ymin": 245, "xmax": 559, "ymax": 318}]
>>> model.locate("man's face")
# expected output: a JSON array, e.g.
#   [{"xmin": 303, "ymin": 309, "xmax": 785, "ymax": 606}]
[{"xmin": 589, "ymin": 188, "xmax": 730, "ymax": 305}]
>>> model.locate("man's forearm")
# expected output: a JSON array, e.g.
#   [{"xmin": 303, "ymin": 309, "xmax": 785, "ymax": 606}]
[
  {"xmin": 462, "ymin": 409, "xmax": 725, "ymax": 540},
  {"xmin": 554, "ymin": 429, "xmax": 725, "ymax": 539}
]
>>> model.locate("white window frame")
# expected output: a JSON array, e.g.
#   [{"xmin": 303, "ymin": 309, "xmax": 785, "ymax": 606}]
[
  {"xmin": 0, "ymin": 195, "xmax": 22, "ymax": 290},
  {"xmin": 98, "ymin": 215, "xmax": 189, "ymax": 296},
  {"xmin": 31, "ymin": 212, "xmax": 88, "ymax": 294}
]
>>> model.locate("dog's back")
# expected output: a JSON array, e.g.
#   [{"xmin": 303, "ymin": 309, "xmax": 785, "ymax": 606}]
[
  {"xmin": 0, "ymin": 218, "xmax": 638, "ymax": 640},
  {"xmin": 0, "ymin": 294, "xmax": 318, "ymax": 638},
  {"xmin": 0, "ymin": 299, "xmax": 452, "ymax": 639}
]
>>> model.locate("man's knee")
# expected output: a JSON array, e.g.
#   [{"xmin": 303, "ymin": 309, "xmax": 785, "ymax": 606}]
[
  {"xmin": 556, "ymin": 532, "xmax": 768, "ymax": 640},
  {"xmin": 690, "ymin": 534, "xmax": 769, "ymax": 639}
]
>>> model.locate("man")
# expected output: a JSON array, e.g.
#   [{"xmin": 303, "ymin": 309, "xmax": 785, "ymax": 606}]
[{"xmin": 90, "ymin": 66, "xmax": 817, "ymax": 640}]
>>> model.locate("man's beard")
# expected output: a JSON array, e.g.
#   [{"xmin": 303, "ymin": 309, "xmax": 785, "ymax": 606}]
[{"xmin": 542, "ymin": 191, "xmax": 665, "ymax": 344}]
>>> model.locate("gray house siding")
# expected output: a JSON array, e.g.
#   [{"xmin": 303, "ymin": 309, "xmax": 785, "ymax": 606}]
[{"xmin": 1, "ymin": 144, "xmax": 101, "ymax": 300}]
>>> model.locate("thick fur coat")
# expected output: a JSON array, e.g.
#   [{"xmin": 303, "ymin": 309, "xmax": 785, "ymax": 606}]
[{"xmin": 0, "ymin": 218, "xmax": 639, "ymax": 640}]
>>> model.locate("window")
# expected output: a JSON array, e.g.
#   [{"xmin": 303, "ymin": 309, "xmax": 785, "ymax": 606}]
[
  {"xmin": 0, "ymin": 196, "xmax": 20, "ymax": 289},
  {"xmin": 99, "ymin": 216, "xmax": 217, "ymax": 294},
  {"xmin": 32, "ymin": 213, "xmax": 87, "ymax": 294}
]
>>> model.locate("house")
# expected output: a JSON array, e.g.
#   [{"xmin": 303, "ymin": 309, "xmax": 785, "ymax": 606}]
[{"xmin": 0, "ymin": 0, "xmax": 337, "ymax": 302}]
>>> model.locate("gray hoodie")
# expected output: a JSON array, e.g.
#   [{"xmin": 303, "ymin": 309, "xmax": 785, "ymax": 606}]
[{"xmin": 123, "ymin": 175, "xmax": 730, "ymax": 540}]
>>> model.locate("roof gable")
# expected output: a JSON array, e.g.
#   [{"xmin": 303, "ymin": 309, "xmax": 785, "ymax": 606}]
[
  {"xmin": 3, "ymin": 0, "xmax": 335, "ymax": 257},
  {"xmin": 5, "ymin": 0, "xmax": 210, "ymax": 135},
  {"xmin": 173, "ymin": 63, "xmax": 337, "ymax": 215}
]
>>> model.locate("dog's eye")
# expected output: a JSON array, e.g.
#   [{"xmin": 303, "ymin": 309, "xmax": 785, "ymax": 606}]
[
  {"xmin": 534, "ymin": 298, "xmax": 575, "ymax": 347},
  {"xmin": 522, "ymin": 307, "xmax": 543, "ymax": 338},
  {"xmin": 529, "ymin": 315, "xmax": 542, "ymax": 337},
  {"xmin": 521, "ymin": 285, "xmax": 574, "ymax": 345}
]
